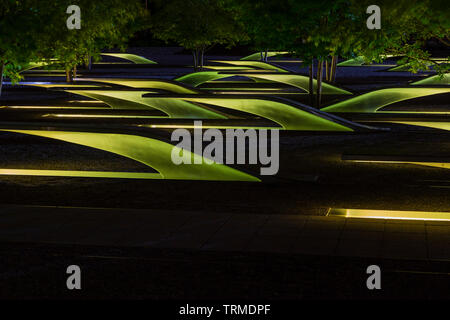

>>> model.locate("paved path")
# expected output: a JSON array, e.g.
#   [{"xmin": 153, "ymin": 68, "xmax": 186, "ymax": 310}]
[{"xmin": 0, "ymin": 205, "xmax": 449, "ymax": 261}]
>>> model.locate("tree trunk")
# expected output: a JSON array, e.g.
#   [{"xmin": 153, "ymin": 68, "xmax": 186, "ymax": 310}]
[
  {"xmin": 316, "ymin": 60, "xmax": 324, "ymax": 108},
  {"xmin": 328, "ymin": 56, "xmax": 334, "ymax": 82},
  {"xmin": 325, "ymin": 60, "xmax": 329, "ymax": 82},
  {"xmin": 192, "ymin": 50, "xmax": 198, "ymax": 71},
  {"xmin": 0, "ymin": 61, "xmax": 4, "ymax": 98},
  {"xmin": 200, "ymin": 48, "xmax": 204, "ymax": 69},
  {"xmin": 86, "ymin": 55, "xmax": 92, "ymax": 71},
  {"xmin": 65, "ymin": 68, "xmax": 72, "ymax": 83},
  {"xmin": 331, "ymin": 55, "xmax": 338, "ymax": 83},
  {"xmin": 264, "ymin": 49, "xmax": 268, "ymax": 62},
  {"xmin": 309, "ymin": 61, "xmax": 314, "ymax": 107},
  {"xmin": 72, "ymin": 65, "xmax": 77, "ymax": 80},
  {"xmin": 260, "ymin": 51, "xmax": 264, "ymax": 61}
]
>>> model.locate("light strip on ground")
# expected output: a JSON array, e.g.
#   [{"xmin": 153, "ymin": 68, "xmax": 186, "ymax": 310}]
[
  {"xmin": 3, "ymin": 106, "xmax": 110, "ymax": 110},
  {"xmin": 388, "ymin": 121, "xmax": 450, "ymax": 131},
  {"xmin": 0, "ymin": 169, "xmax": 162, "ymax": 179},
  {"xmin": 139, "ymin": 124, "xmax": 278, "ymax": 129},
  {"xmin": 45, "ymin": 114, "xmax": 166, "ymax": 119},
  {"xmin": 328, "ymin": 208, "xmax": 450, "ymax": 221},
  {"xmin": 344, "ymin": 159, "xmax": 450, "ymax": 169}
]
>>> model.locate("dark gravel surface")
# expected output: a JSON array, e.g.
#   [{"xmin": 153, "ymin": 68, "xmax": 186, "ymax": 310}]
[{"xmin": 1, "ymin": 243, "xmax": 449, "ymax": 299}]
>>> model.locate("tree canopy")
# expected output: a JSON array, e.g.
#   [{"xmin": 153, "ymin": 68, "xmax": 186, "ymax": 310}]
[{"xmin": 150, "ymin": 0, "xmax": 245, "ymax": 69}]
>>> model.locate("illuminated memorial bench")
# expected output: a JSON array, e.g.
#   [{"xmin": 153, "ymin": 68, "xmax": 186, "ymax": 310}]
[
  {"xmin": 176, "ymin": 71, "xmax": 352, "ymax": 95},
  {"xmin": 79, "ymin": 78, "xmax": 200, "ymax": 94},
  {"xmin": 387, "ymin": 58, "xmax": 448, "ymax": 72},
  {"xmin": 62, "ymin": 89, "xmax": 361, "ymax": 131},
  {"xmin": 321, "ymin": 87, "xmax": 450, "ymax": 113},
  {"xmin": 209, "ymin": 60, "xmax": 290, "ymax": 73},
  {"xmin": 240, "ymin": 51, "xmax": 289, "ymax": 61},
  {"xmin": 411, "ymin": 73, "xmax": 450, "ymax": 86},
  {"xmin": 337, "ymin": 55, "xmax": 398, "ymax": 67},
  {"xmin": 0, "ymin": 129, "xmax": 259, "ymax": 182},
  {"xmin": 63, "ymin": 90, "xmax": 225, "ymax": 119},
  {"xmin": 99, "ymin": 53, "xmax": 157, "ymax": 64}
]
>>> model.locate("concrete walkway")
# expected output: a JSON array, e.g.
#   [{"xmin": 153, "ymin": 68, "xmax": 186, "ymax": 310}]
[{"xmin": 0, "ymin": 205, "xmax": 449, "ymax": 261}]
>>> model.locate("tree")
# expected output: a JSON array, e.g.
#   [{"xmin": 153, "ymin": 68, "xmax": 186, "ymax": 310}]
[
  {"xmin": 0, "ymin": 0, "xmax": 147, "ymax": 95},
  {"xmin": 232, "ymin": 0, "xmax": 350, "ymax": 107},
  {"xmin": 336, "ymin": 0, "xmax": 449, "ymax": 75},
  {"xmin": 37, "ymin": 0, "xmax": 148, "ymax": 82},
  {"xmin": 150, "ymin": 0, "xmax": 245, "ymax": 70},
  {"xmin": 0, "ymin": 0, "xmax": 51, "ymax": 97},
  {"xmin": 233, "ymin": 0, "xmax": 449, "ymax": 107},
  {"xmin": 229, "ymin": 0, "xmax": 289, "ymax": 61}
]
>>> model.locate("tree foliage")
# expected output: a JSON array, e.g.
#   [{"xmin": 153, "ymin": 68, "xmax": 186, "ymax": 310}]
[
  {"xmin": 150, "ymin": 0, "xmax": 245, "ymax": 69},
  {"xmin": 37, "ymin": 0, "xmax": 148, "ymax": 81},
  {"xmin": 0, "ymin": 0, "xmax": 52, "ymax": 95},
  {"xmin": 336, "ymin": 0, "xmax": 449, "ymax": 73},
  {"xmin": 0, "ymin": 0, "xmax": 147, "ymax": 95}
]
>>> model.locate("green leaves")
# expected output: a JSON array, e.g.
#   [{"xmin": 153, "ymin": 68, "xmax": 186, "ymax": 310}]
[
  {"xmin": 0, "ymin": 0, "xmax": 148, "ymax": 90},
  {"xmin": 150, "ymin": 0, "xmax": 245, "ymax": 51}
]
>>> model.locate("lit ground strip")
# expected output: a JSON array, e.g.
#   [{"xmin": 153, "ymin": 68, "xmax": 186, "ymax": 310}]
[
  {"xmin": 68, "ymin": 100, "xmax": 105, "ymax": 103},
  {"xmin": 321, "ymin": 88, "xmax": 450, "ymax": 113},
  {"xmin": 44, "ymin": 114, "xmax": 166, "ymax": 119},
  {"xmin": 140, "ymin": 124, "xmax": 276, "ymax": 130},
  {"xmin": 328, "ymin": 208, "xmax": 450, "ymax": 221},
  {"xmin": 209, "ymin": 88, "xmax": 283, "ymax": 91},
  {"xmin": 0, "ymin": 169, "xmax": 162, "ymax": 180},
  {"xmin": 100, "ymin": 53, "xmax": 157, "ymax": 64},
  {"xmin": 373, "ymin": 111, "xmax": 450, "ymax": 115},
  {"xmin": 0, "ymin": 130, "xmax": 259, "ymax": 182},
  {"xmin": 343, "ymin": 159, "xmax": 450, "ymax": 169},
  {"xmin": 22, "ymin": 83, "xmax": 103, "ymax": 89},
  {"xmin": 388, "ymin": 121, "xmax": 450, "ymax": 131},
  {"xmin": 3, "ymin": 106, "xmax": 110, "ymax": 110},
  {"xmin": 211, "ymin": 91, "xmax": 302, "ymax": 95}
]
